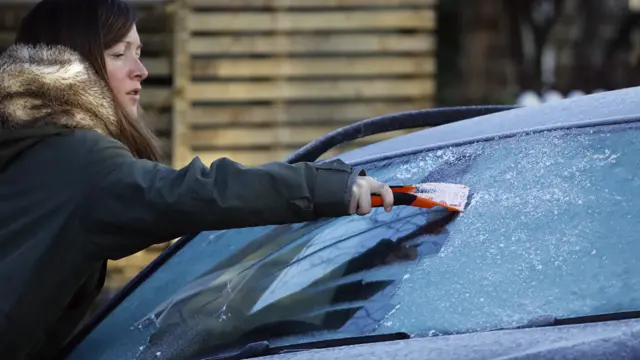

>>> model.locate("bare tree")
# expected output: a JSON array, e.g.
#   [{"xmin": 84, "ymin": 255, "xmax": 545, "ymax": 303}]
[
  {"xmin": 503, "ymin": 0, "xmax": 638, "ymax": 93},
  {"xmin": 503, "ymin": 0, "xmax": 566, "ymax": 92}
]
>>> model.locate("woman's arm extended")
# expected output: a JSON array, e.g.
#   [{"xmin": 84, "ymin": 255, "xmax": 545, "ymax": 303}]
[{"xmin": 80, "ymin": 132, "xmax": 390, "ymax": 260}]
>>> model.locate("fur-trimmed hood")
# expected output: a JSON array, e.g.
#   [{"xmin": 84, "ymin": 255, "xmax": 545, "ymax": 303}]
[{"xmin": 0, "ymin": 44, "xmax": 118, "ymax": 134}]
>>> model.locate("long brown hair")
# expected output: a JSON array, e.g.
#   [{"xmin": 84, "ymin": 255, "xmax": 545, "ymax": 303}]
[{"xmin": 14, "ymin": 0, "xmax": 162, "ymax": 162}]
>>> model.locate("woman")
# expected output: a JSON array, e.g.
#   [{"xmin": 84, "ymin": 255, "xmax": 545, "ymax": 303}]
[{"xmin": 0, "ymin": 0, "xmax": 395, "ymax": 358}]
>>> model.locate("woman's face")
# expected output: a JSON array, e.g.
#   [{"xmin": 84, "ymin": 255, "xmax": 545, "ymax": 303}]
[{"xmin": 104, "ymin": 25, "xmax": 148, "ymax": 119}]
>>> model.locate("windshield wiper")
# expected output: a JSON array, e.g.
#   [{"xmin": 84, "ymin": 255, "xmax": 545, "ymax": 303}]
[
  {"xmin": 196, "ymin": 332, "xmax": 410, "ymax": 360},
  {"xmin": 197, "ymin": 311, "xmax": 640, "ymax": 360},
  {"xmin": 546, "ymin": 310, "xmax": 640, "ymax": 327},
  {"xmin": 492, "ymin": 310, "xmax": 640, "ymax": 333},
  {"xmin": 417, "ymin": 311, "xmax": 640, "ymax": 340}
]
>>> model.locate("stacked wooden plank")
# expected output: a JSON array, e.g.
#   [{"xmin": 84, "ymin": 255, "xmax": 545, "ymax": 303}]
[{"xmin": 171, "ymin": 0, "xmax": 437, "ymax": 168}]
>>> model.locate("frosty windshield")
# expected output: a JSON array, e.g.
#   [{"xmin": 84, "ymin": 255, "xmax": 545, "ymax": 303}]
[{"xmin": 67, "ymin": 121, "xmax": 640, "ymax": 360}]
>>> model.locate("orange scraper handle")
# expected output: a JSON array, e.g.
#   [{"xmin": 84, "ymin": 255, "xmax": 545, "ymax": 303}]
[
  {"xmin": 371, "ymin": 192, "xmax": 442, "ymax": 209},
  {"xmin": 371, "ymin": 185, "xmax": 463, "ymax": 212}
]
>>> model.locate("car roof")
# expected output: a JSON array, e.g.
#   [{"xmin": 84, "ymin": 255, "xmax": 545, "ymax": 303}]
[
  {"xmin": 256, "ymin": 317, "xmax": 640, "ymax": 359},
  {"xmin": 335, "ymin": 86, "xmax": 640, "ymax": 164}
]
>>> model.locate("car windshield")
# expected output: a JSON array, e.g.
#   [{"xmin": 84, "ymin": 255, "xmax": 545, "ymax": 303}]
[{"xmin": 67, "ymin": 121, "xmax": 640, "ymax": 360}]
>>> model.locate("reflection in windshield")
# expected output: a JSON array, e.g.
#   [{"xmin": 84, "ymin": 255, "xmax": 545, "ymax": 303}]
[{"xmin": 134, "ymin": 208, "xmax": 458, "ymax": 360}]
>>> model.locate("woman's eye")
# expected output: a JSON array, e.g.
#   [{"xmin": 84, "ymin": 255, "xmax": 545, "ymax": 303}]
[{"xmin": 112, "ymin": 53, "xmax": 125, "ymax": 58}]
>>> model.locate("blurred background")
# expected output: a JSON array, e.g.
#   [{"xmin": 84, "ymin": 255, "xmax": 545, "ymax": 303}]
[{"xmin": 1, "ymin": 0, "xmax": 639, "ymax": 304}]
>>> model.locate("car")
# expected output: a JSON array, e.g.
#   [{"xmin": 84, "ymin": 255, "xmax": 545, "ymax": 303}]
[{"xmin": 58, "ymin": 86, "xmax": 640, "ymax": 360}]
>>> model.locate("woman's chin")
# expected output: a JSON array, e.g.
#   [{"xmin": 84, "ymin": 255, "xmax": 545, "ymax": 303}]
[{"xmin": 123, "ymin": 105, "xmax": 139, "ymax": 120}]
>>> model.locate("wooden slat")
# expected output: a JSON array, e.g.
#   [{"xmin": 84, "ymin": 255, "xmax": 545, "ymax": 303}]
[
  {"xmin": 189, "ymin": 33, "xmax": 435, "ymax": 55},
  {"xmin": 195, "ymin": 149, "xmax": 293, "ymax": 166},
  {"xmin": 140, "ymin": 34, "xmax": 173, "ymax": 54},
  {"xmin": 188, "ymin": 101, "xmax": 432, "ymax": 126},
  {"xmin": 192, "ymin": 129, "xmax": 416, "ymax": 165},
  {"xmin": 172, "ymin": 0, "xmax": 193, "ymax": 168},
  {"xmin": 155, "ymin": 136, "xmax": 173, "ymax": 158},
  {"xmin": 208, "ymin": 142, "xmax": 371, "ymax": 163},
  {"xmin": 189, "ymin": 127, "xmax": 415, "ymax": 148},
  {"xmin": 3, "ymin": 0, "xmax": 169, "ymax": 4},
  {"xmin": 141, "ymin": 87, "xmax": 173, "ymax": 107},
  {"xmin": 176, "ymin": 2, "xmax": 438, "ymax": 168},
  {"xmin": 141, "ymin": 111, "xmax": 171, "ymax": 133},
  {"xmin": 317, "ymin": 147, "xmax": 347, "ymax": 161},
  {"xmin": 186, "ymin": 78, "xmax": 435, "ymax": 102},
  {"xmin": 186, "ymin": 0, "xmax": 436, "ymax": 8},
  {"xmin": 143, "ymin": 57, "xmax": 171, "ymax": 76},
  {"xmin": 191, "ymin": 56, "xmax": 435, "ymax": 78},
  {"xmin": 190, "ymin": 126, "xmax": 335, "ymax": 147},
  {"xmin": 317, "ymin": 129, "xmax": 420, "ymax": 160},
  {"xmin": 188, "ymin": 9, "xmax": 435, "ymax": 32}
]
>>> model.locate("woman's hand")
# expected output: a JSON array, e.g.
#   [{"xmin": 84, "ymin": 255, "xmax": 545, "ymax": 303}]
[{"xmin": 349, "ymin": 176, "xmax": 394, "ymax": 215}]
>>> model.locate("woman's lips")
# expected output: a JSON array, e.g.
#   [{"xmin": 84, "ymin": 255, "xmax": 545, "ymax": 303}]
[{"xmin": 126, "ymin": 89, "xmax": 141, "ymax": 102}]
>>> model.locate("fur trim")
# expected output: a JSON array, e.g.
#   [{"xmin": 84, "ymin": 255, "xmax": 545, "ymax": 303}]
[{"xmin": 0, "ymin": 44, "xmax": 118, "ymax": 134}]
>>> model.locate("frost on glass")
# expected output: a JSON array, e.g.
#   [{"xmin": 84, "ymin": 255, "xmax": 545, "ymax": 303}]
[
  {"xmin": 68, "ymin": 123, "xmax": 640, "ymax": 360},
  {"xmin": 376, "ymin": 124, "xmax": 640, "ymax": 336}
]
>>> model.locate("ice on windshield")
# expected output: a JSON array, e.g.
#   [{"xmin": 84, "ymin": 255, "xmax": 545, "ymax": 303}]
[{"xmin": 374, "ymin": 123, "xmax": 640, "ymax": 336}]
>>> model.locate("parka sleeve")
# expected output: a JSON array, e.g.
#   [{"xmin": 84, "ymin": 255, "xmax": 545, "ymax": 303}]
[{"xmin": 81, "ymin": 134, "xmax": 365, "ymax": 260}]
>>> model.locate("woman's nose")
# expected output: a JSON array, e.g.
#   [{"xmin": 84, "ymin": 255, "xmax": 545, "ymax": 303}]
[{"xmin": 132, "ymin": 58, "xmax": 149, "ymax": 81}]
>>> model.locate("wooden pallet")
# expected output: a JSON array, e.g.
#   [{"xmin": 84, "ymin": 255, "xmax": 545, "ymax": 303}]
[{"xmin": 171, "ymin": 0, "xmax": 438, "ymax": 168}]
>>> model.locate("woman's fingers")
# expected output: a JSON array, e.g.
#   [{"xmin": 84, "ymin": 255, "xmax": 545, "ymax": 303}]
[
  {"xmin": 367, "ymin": 178, "xmax": 394, "ymax": 213},
  {"xmin": 348, "ymin": 176, "xmax": 394, "ymax": 216},
  {"xmin": 356, "ymin": 179, "xmax": 372, "ymax": 215},
  {"xmin": 349, "ymin": 185, "xmax": 359, "ymax": 214},
  {"xmin": 379, "ymin": 183, "xmax": 394, "ymax": 213}
]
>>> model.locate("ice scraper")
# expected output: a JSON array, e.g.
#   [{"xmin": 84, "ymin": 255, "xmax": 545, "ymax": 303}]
[{"xmin": 371, "ymin": 182, "xmax": 470, "ymax": 212}]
